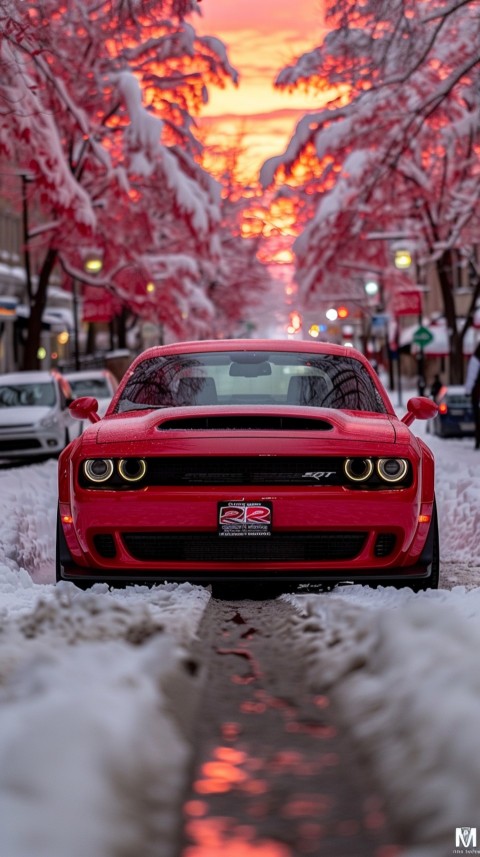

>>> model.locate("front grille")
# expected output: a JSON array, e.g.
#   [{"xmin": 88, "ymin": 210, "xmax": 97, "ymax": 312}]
[
  {"xmin": 148, "ymin": 456, "xmax": 345, "ymax": 486},
  {"xmin": 0, "ymin": 438, "xmax": 42, "ymax": 451},
  {"xmin": 0, "ymin": 424, "xmax": 34, "ymax": 430},
  {"xmin": 93, "ymin": 534, "xmax": 117, "ymax": 558},
  {"xmin": 374, "ymin": 533, "xmax": 396, "ymax": 557},
  {"xmin": 121, "ymin": 532, "xmax": 367, "ymax": 563}
]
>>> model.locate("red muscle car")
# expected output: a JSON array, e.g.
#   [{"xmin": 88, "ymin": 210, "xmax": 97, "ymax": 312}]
[{"xmin": 57, "ymin": 339, "xmax": 439, "ymax": 590}]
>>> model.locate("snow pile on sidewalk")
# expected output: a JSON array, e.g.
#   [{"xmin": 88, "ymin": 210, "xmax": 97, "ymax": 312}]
[
  {"xmin": 285, "ymin": 586, "xmax": 480, "ymax": 856},
  {"xmin": 0, "ymin": 576, "xmax": 210, "ymax": 857}
]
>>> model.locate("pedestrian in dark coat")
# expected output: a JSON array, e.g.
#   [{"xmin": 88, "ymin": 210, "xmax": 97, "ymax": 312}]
[
  {"xmin": 430, "ymin": 374, "xmax": 443, "ymax": 401},
  {"xmin": 465, "ymin": 344, "xmax": 480, "ymax": 449}
]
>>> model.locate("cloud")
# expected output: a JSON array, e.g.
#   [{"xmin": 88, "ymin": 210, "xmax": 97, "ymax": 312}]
[{"xmin": 194, "ymin": 0, "xmax": 327, "ymax": 174}]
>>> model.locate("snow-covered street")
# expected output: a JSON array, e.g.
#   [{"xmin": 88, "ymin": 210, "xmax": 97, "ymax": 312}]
[{"xmin": 0, "ymin": 411, "xmax": 479, "ymax": 857}]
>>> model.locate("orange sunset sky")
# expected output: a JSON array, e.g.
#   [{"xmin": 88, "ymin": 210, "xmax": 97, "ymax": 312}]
[{"xmin": 195, "ymin": 0, "xmax": 327, "ymax": 180}]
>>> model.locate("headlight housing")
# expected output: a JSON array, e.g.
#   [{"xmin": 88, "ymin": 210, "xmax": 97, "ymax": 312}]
[
  {"xmin": 84, "ymin": 459, "xmax": 114, "ymax": 483},
  {"xmin": 344, "ymin": 457, "xmax": 410, "ymax": 487},
  {"xmin": 376, "ymin": 458, "xmax": 408, "ymax": 483},
  {"xmin": 118, "ymin": 458, "xmax": 147, "ymax": 482},
  {"xmin": 38, "ymin": 414, "xmax": 58, "ymax": 429},
  {"xmin": 81, "ymin": 458, "xmax": 147, "ymax": 487},
  {"xmin": 344, "ymin": 457, "xmax": 374, "ymax": 482}
]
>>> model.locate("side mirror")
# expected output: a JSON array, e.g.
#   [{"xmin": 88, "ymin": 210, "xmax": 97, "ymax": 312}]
[
  {"xmin": 69, "ymin": 396, "xmax": 101, "ymax": 424},
  {"xmin": 401, "ymin": 396, "xmax": 438, "ymax": 427}
]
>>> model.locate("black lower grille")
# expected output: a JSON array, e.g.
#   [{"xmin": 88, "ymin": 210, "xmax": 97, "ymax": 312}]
[
  {"xmin": 121, "ymin": 532, "xmax": 367, "ymax": 563},
  {"xmin": 374, "ymin": 533, "xmax": 396, "ymax": 557},
  {"xmin": 93, "ymin": 534, "xmax": 117, "ymax": 558}
]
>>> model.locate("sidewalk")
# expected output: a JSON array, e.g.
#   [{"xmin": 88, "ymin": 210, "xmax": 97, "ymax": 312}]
[{"xmin": 177, "ymin": 596, "xmax": 402, "ymax": 857}]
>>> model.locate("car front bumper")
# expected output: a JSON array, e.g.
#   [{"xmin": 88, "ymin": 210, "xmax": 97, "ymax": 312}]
[
  {"xmin": 58, "ymin": 483, "xmax": 434, "ymax": 584},
  {"xmin": 0, "ymin": 426, "xmax": 64, "ymax": 457}
]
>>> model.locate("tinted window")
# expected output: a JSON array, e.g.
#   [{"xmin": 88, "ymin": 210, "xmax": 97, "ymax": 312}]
[
  {"xmin": 0, "ymin": 382, "xmax": 56, "ymax": 408},
  {"xmin": 69, "ymin": 378, "xmax": 112, "ymax": 398},
  {"xmin": 116, "ymin": 352, "xmax": 387, "ymax": 414}
]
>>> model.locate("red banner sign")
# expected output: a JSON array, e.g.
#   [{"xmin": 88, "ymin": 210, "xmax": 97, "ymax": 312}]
[
  {"xmin": 82, "ymin": 286, "xmax": 117, "ymax": 323},
  {"xmin": 392, "ymin": 289, "xmax": 422, "ymax": 317}
]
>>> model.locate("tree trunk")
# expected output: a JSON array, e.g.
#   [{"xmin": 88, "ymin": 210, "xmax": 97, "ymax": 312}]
[
  {"xmin": 22, "ymin": 247, "xmax": 58, "ymax": 370},
  {"xmin": 86, "ymin": 322, "xmax": 97, "ymax": 355},
  {"xmin": 117, "ymin": 306, "xmax": 128, "ymax": 349},
  {"xmin": 436, "ymin": 251, "xmax": 464, "ymax": 384}
]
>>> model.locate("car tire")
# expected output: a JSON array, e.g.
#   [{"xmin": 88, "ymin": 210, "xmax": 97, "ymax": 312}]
[
  {"xmin": 413, "ymin": 499, "xmax": 439, "ymax": 591},
  {"xmin": 56, "ymin": 506, "xmax": 97, "ymax": 589},
  {"xmin": 55, "ymin": 505, "xmax": 72, "ymax": 582}
]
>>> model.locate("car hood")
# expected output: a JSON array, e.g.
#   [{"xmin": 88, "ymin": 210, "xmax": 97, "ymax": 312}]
[
  {"xmin": 87, "ymin": 406, "xmax": 400, "ymax": 447},
  {"xmin": 0, "ymin": 406, "xmax": 54, "ymax": 426}
]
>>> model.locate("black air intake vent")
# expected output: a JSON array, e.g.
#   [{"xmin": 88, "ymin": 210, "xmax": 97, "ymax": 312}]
[
  {"xmin": 122, "ymin": 532, "xmax": 367, "ymax": 563},
  {"xmin": 157, "ymin": 415, "xmax": 333, "ymax": 431},
  {"xmin": 93, "ymin": 534, "xmax": 117, "ymax": 558},
  {"xmin": 374, "ymin": 533, "xmax": 396, "ymax": 557}
]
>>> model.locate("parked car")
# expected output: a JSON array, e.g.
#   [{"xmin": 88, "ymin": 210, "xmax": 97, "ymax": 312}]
[
  {"xmin": 0, "ymin": 370, "xmax": 79, "ymax": 459},
  {"xmin": 430, "ymin": 385, "xmax": 475, "ymax": 438},
  {"xmin": 64, "ymin": 369, "xmax": 118, "ymax": 417},
  {"xmin": 57, "ymin": 339, "xmax": 439, "ymax": 590}
]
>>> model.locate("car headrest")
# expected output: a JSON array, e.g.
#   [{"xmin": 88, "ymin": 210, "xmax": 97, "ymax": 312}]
[
  {"xmin": 177, "ymin": 377, "xmax": 218, "ymax": 405},
  {"xmin": 287, "ymin": 375, "xmax": 330, "ymax": 407}
]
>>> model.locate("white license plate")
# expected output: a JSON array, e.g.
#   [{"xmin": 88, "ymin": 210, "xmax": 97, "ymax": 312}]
[
  {"xmin": 460, "ymin": 422, "xmax": 474, "ymax": 431},
  {"xmin": 218, "ymin": 501, "xmax": 272, "ymax": 537}
]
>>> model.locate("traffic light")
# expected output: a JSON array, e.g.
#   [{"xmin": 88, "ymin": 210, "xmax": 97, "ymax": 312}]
[{"xmin": 337, "ymin": 306, "xmax": 349, "ymax": 319}]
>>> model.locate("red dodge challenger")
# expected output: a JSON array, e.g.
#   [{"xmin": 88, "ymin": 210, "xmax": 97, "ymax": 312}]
[{"xmin": 57, "ymin": 339, "xmax": 439, "ymax": 590}]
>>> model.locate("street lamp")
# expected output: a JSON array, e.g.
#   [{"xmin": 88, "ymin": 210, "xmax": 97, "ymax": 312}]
[
  {"xmin": 72, "ymin": 250, "xmax": 104, "ymax": 369},
  {"xmin": 83, "ymin": 253, "xmax": 104, "ymax": 274},
  {"xmin": 393, "ymin": 247, "xmax": 413, "ymax": 270},
  {"xmin": 364, "ymin": 279, "xmax": 379, "ymax": 297}
]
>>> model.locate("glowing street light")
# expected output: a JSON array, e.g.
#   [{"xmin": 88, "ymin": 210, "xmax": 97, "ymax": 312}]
[
  {"xmin": 71, "ymin": 250, "xmax": 105, "ymax": 370},
  {"xmin": 83, "ymin": 253, "xmax": 104, "ymax": 274},
  {"xmin": 364, "ymin": 279, "xmax": 379, "ymax": 296},
  {"xmin": 393, "ymin": 248, "xmax": 413, "ymax": 269},
  {"xmin": 326, "ymin": 308, "xmax": 338, "ymax": 321}
]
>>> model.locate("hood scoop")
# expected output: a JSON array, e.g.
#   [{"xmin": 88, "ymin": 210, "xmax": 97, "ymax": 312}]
[{"xmin": 156, "ymin": 414, "xmax": 334, "ymax": 431}]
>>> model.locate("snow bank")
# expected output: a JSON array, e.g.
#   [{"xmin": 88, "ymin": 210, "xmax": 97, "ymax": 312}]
[
  {"xmin": 285, "ymin": 587, "xmax": 480, "ymax": 856},
  {"xmin": 0, "ymin": 574, "xmax": 210, "ymax": 857}
]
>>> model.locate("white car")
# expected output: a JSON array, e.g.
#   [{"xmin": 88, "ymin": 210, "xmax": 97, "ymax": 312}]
[
  {"xmin": 0, "ymin": 370, "xmax": 79, "ymax": 459},
  {"xmin": 64, "ymin": 369, "xmax": 118, "ymax": 417}
]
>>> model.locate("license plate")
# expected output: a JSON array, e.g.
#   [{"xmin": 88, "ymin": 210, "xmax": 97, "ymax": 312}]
[
  {"xmin": 460, "ymin": 422, "xmax": 474, "ymax": 431},
  {"xmin": 218, "ymin": 501, "xmax": 272, "ymax": 537}
]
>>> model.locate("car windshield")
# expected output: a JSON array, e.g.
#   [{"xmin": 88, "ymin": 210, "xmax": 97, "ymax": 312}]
[
  {"xmin": 69, "ymin": 378, "xmax": 112, "ymax": 399},
  {"xmin": 0, "ymin": 382, "xmax": 56, "ymax": 408},
  {"xmin": 115, "ymin": 351, "xmax": 387, "ymax": 414}
]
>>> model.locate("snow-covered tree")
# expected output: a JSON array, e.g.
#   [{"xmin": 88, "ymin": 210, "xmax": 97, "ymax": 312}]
[
  {"xmin": 261, "ymin": 0, "xmax": 480, "ymax": 381},
  {"xmin": 0, "ymin": 0, "xmax": 239, "ymax": 367},
  {"xmin": 196, "ymin": 130, "xmax": 276, "ymax": 338}
]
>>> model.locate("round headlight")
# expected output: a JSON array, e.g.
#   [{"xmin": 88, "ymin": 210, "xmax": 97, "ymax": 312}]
[
  {"xmin": 84, "ymin": 458, "xmax": 114, "ymax": 483},
  {"xmin": 344, "ymin": 458, "xmax": 374, "ymax": 482},
  {"xmin": 377, "ymin": 458, "xmax": 408, "ymax": 483},
  {"xmin": 118, "ymin": 458, "xmax": 147, "ymax": 482}
]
